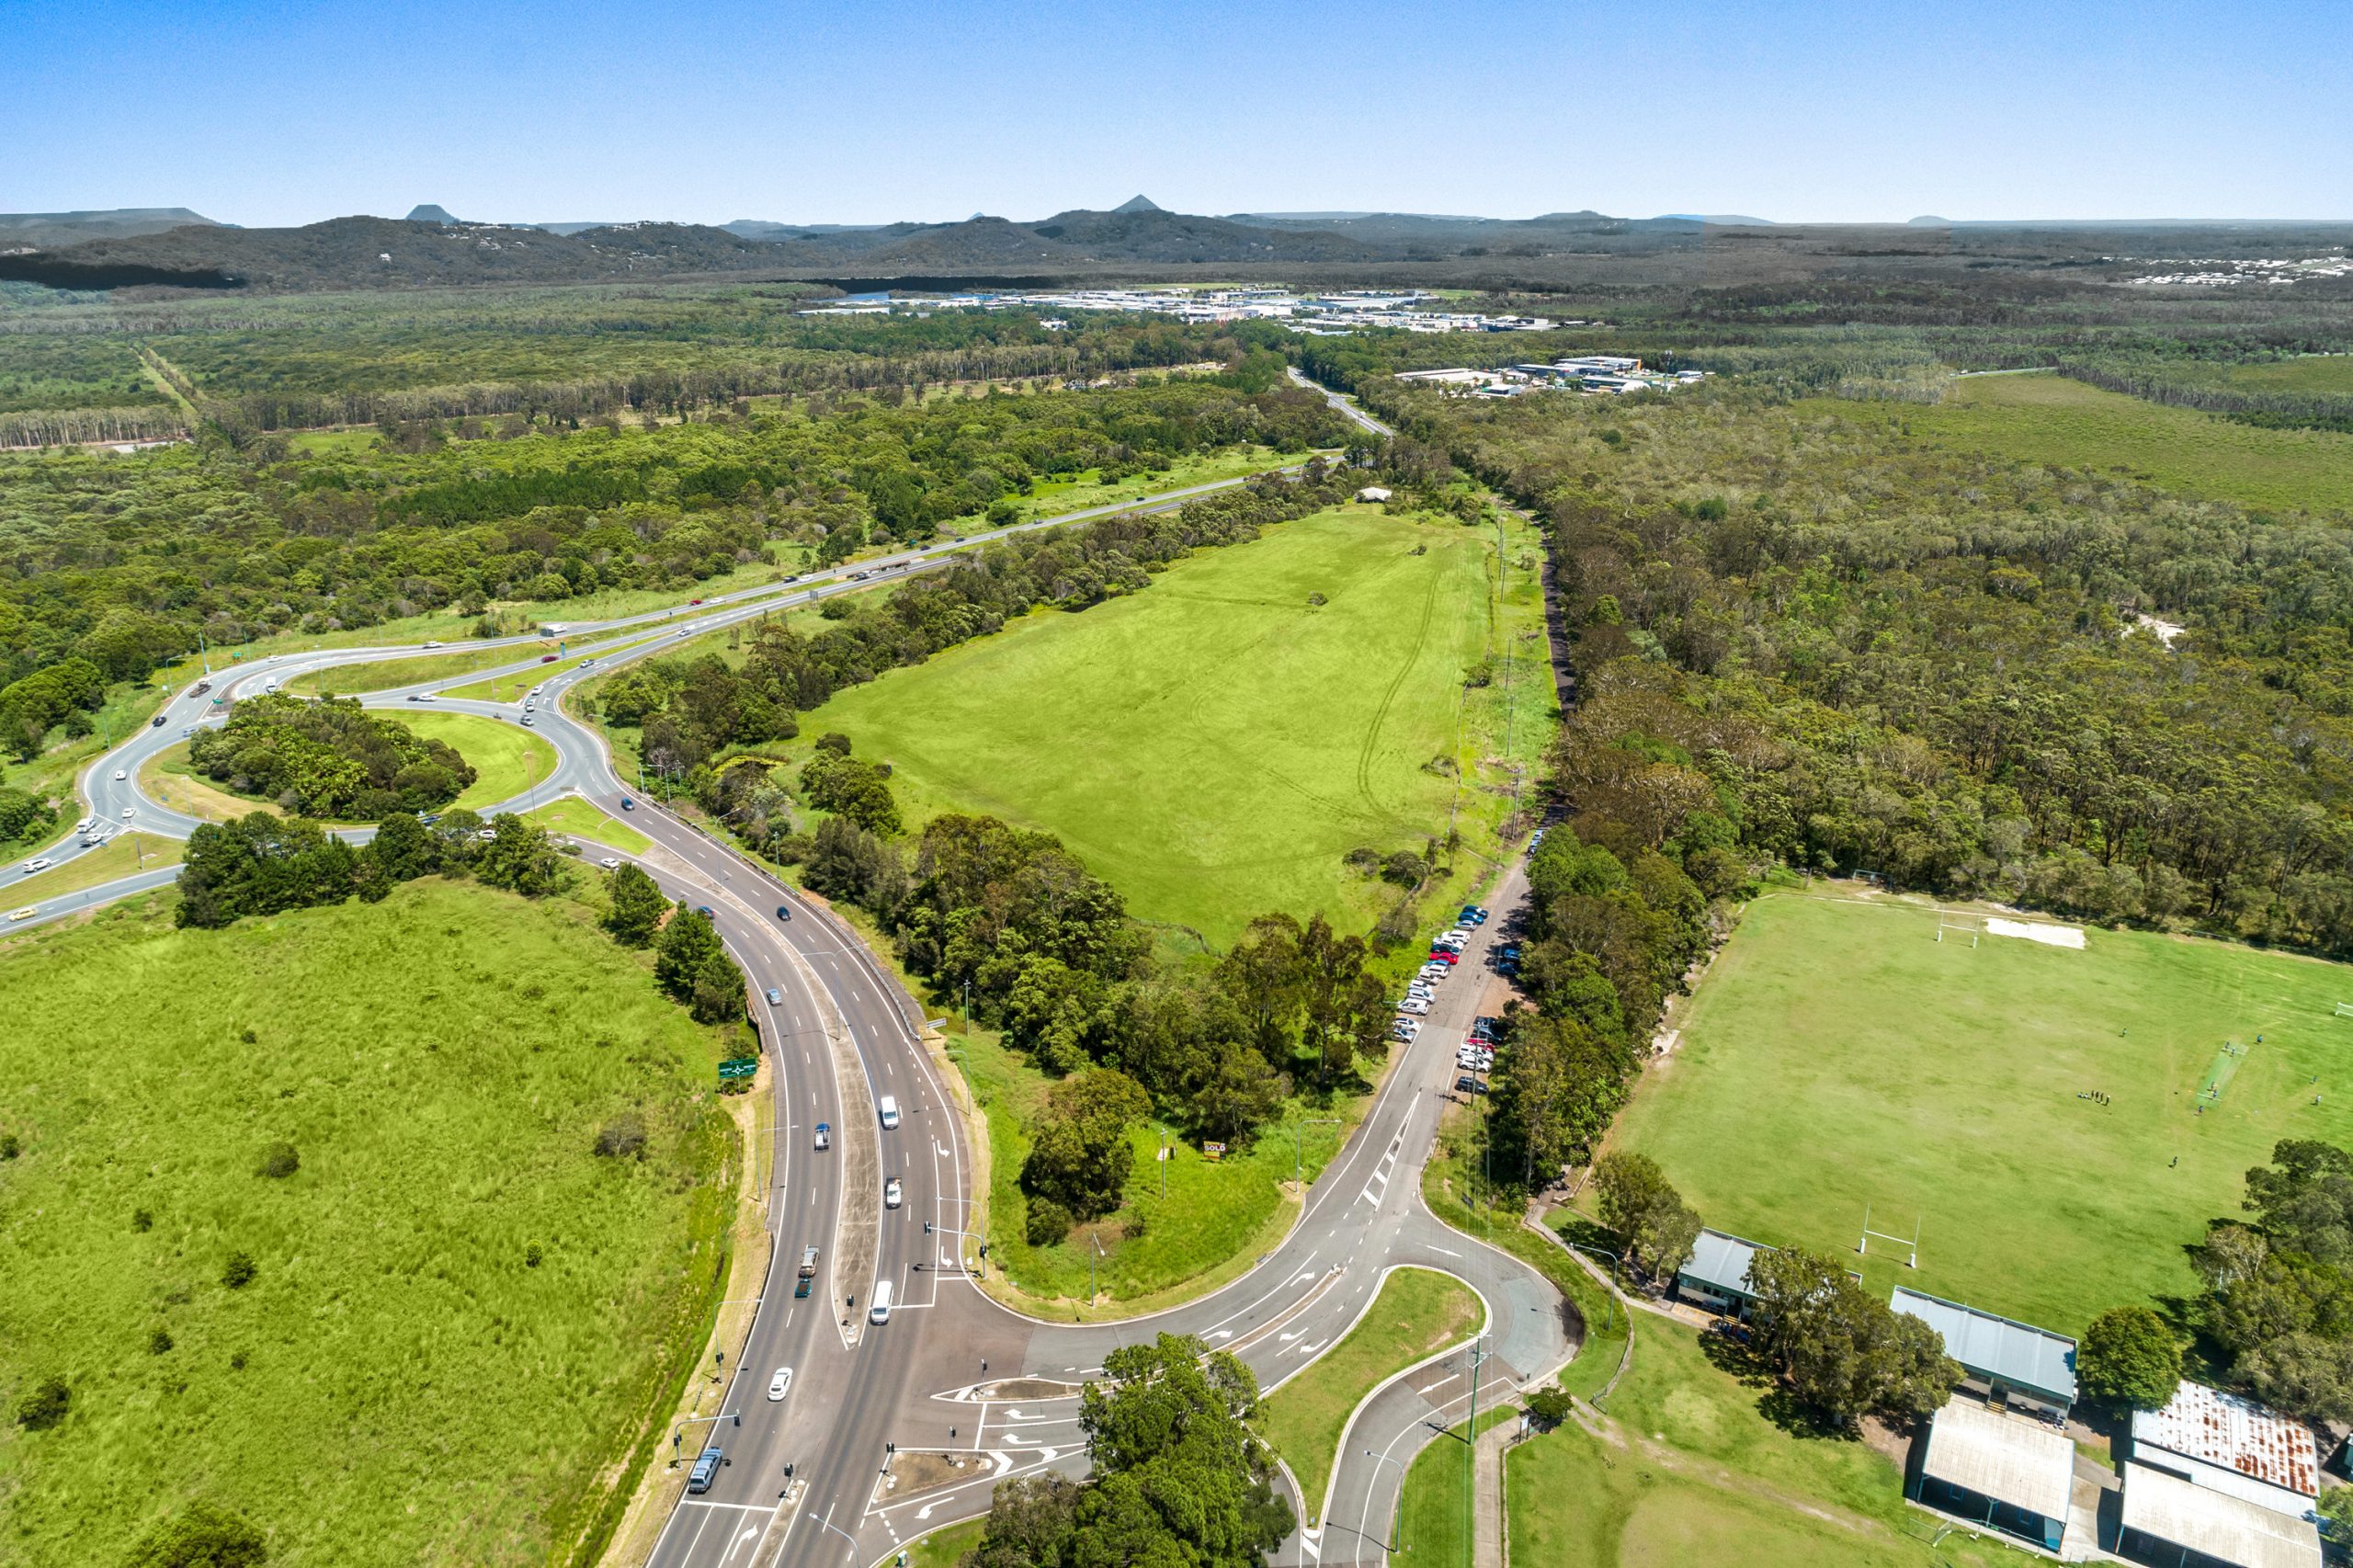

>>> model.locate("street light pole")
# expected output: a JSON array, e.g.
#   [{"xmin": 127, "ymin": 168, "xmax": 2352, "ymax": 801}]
[{"xmin": 1363, "ymin": 1449, "xmax": 1406, "ymax": 1551}]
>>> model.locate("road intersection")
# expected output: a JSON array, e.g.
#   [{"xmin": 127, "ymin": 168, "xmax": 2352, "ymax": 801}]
[{"xmin": 7, "ymin": 445, "xmax": 1574, "ymax": 1568}]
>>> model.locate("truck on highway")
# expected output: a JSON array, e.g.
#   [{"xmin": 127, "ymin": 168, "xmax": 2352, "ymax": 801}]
[
  {"xmin": 796, "ymin": 1244, "xmax": 819, "ymax": 1298},
  {"xmin": 190, "ymin": 678, "xmax": 211, "ymax": 697}
]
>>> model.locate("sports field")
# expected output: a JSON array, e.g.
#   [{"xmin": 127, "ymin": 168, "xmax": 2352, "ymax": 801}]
[
  {"xmin": 0, "ymin": 881, "xmax": 737, "ymax": 1567},
  {"xmin": 790, "ymin": 505, "xmax": 1550, "ymax": 946},
  {"xmin": 1882, "ymin": 372, "xmax": 2353, "ymax": 516},
  {"xmin": 1605, "ymin": 889, "xmax": 2353, "ymax": 1333}
]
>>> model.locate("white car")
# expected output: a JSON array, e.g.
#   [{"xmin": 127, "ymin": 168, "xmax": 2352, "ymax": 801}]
[
  {"xmin": 767, "ymin": 1366, "xmax": 793, "ymax": 1402},
  {"xmin": 120, "ymin": 808, "xmax": 134, "ymax": 820},
  {"xmin": 1419, "ymin": 964, "xmax": 1450, "ymax": 981},
  {"xmin": 22, "ymin": 858, "xmax": 53, "ymax": 874},
  {"xmin": 477, "ymin": 828, "xmax": 496, "ymax": 842},
  {"xmin": 424, "ymin": 640, "xmax": 443, "ymax": 649},
  {"xmin": 417, "ymin": 692, "xmax": 438, "ymax": 702},
  {"xmin": 598, "ymin": 856, "xmax": 620, "ymax": 869},
  {"xmin": 1400, "ymin": 997, "xmax": 1431, "ymax": 1016},
  {"xmin": 884, "ymin": 1177, "xmax": 904, "ymax": 1210},
  {"xmin": 73, "ymin": 817, "xmax": 93, "ymax": 835},
  {"xmin": 113, "ymin": 769, "xmax": 128, "ymax": 781}
]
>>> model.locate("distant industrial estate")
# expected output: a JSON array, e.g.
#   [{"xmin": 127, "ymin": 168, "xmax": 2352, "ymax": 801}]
[{"xmin": 797, "ymin": 286, "xmax": 1576, "ymax": 335}]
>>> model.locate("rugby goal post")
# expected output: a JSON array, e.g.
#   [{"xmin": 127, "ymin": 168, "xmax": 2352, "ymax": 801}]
[
  {"xmin": 1937, "ymin": 923, "xmax": 1978, "ymax": 947},
  {"xmin": 1859, "ymin": 1204, "xmax": 1921, "ymax": 1268}
]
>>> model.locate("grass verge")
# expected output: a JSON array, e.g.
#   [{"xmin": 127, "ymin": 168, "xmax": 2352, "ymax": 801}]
[
  {"xmin": 397, "ymin": 710, "xmax": 561, "ymax": 811},
  {"xmin": 1257, "ymin": 1267, "xmax": 1483, "ymax": 1526},
  {"xmin": 7, "ymin": 832, "xmax": 182, "ymax": 903},
  {"xmin": 525, "ymin": 795, "xmax": 652, "ymax": 855},
  {"xmin": 1392, "ymin": 1406, "xmax": 1515, "ymax": 1568}
]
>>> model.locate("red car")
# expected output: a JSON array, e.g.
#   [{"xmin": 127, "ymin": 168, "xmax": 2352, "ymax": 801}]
[
  {"xmin": 540, "ymin": 653, "xmax": 558, "ymax": 663},
  {"xmin": 689, "ymin": 598, "xmax": 704, "ymax": 605},
  {"xmin": 1427, "ymin": 949, "xmax": 1459, "ymax": 965}
]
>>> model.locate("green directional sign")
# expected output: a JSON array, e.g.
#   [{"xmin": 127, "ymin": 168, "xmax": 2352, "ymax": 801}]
[{"xmin": 717, "ymin": 1057, "xmax": 759, "ymax": 1080}]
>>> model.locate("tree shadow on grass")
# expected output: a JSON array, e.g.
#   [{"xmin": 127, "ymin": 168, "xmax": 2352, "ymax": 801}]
[{"xmin": 1695, "ymin": 1327, "xmax": 1859, "ymax": 1443}]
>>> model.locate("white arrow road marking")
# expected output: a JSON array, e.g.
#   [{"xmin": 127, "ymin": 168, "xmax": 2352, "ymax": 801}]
[
  {"xmin": 917, "ymin": 1505, "xmax": 936, "ymax": 1521},
  {"xmin": 1208, "ymin": 1329, "xmax": 1234, "ymax": 1341}
]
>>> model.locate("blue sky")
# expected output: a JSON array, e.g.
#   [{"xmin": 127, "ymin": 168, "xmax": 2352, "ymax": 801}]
[{"xmin": 3, "ymin": 0, "xmax": 2343, "ymax": 227}]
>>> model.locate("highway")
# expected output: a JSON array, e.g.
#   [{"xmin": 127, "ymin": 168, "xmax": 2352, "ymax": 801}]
[{"xmin": 6, "ymin": 440, "xmax": 1577, "ymax": 1568}]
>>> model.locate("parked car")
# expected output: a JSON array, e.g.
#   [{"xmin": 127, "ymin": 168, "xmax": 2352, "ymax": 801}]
[
  {"xmin": 1427, "ymin": 950, "xmax": 1459, "ymax": 966},
  {"xmin": 1455, "ymin": 1075, "xmax": 1488, "ymax": 1096},
  {"xmin": 1400, "ymin": 997, "xmax": 1430, "ymax": 1016}
]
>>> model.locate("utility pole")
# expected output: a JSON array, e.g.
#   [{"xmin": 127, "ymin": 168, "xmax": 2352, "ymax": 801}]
[{"xmin": 1465, "ymin": 1334, "xmax": 1490, "ymax": 1567}]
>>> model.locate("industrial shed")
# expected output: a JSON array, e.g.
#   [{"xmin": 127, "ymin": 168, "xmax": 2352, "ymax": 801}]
[
  {"xmin": 1910, "ymin": 1395, "xmax": 2076, "ymax": 1553},
  {"xmin": 1891, "ymin": 1288, "xmax": 2078, "ymax": 1421},
  {"xmin": 2118, "ymin": 1461, "xmax": 2320, "ymax": 1568},
  {"xmin": 1674, "ymin": 1227, "xmax": 1769, "ymax": 1318}
]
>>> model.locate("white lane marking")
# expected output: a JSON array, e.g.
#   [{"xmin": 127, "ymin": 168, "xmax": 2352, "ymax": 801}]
[{"xmin": 1428, "ymin": 1244, "xmax": 1462, "ymax": 1258}]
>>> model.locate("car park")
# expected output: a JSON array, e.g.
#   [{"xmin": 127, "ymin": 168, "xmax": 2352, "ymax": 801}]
[
  {"xmin": 814, "ymin": 1122, "xmax": 830, "ymax": 1150},
  {"xmin": 885, "ymin": 1177, "xmax": 903, "ymax": 1209},
  {"xmin": 767, "ymin": 1366, "xmax": 793, "ymax": 1401},
  {"xmin": 765, "ymin": 987, "xmax": 783, "ymax": 1005}
]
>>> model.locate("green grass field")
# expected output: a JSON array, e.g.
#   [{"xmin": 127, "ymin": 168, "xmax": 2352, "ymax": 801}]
[
  {"xmin": 789, "ymin": 504, "xmax": 1551, "ymax": 947},
  {"xmin": 1500, "ymin": 1313, "xmax": 2035, "ymax": 1568},
  {"xmin": 1606, "ymin": 890, "xmax": 2353, "ymax": 1332},
  {"xmin": 0, "ymin": 881, "xmax": 738, "ymax": 1567},
  {"xmin": 1392, "ymin": 1407, "xmax": 1514, "ymax": 1568},
  {"xmin": 288, "ymin": 642, "xmax": 551, "ymax": 698},
  {"xmin": 397, "ymin": 710, "xmax": 560, "ymax": 811},
  {"xmin": 1877, "ymin": 372, "xmax": 2353, "ymax": 516},
  {"xmin": 1258, "ymin": 1267, "xmax": 1483, "ymax": 1526}
]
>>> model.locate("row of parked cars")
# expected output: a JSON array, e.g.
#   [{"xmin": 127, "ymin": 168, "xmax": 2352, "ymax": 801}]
[{"xmin": 1392, "ymin": 903, "xmax": 1490, "ymax": 1042}]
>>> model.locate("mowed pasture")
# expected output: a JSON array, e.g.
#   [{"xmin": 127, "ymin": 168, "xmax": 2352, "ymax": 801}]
[
  {"xmin": 1606, "ymin": 890, "xmax": 2353, "ymax": 1333},
  {"xmin": 0, "ymin": 883, "xmax": 738, "ymax": 1567},
  {"xmin": 796, "ymin": 506, "xmax": 1515, "ymax": 946},
  {"xmin": 1883, "ymin": 371, "xmax": 2353, "ymax": 516}
]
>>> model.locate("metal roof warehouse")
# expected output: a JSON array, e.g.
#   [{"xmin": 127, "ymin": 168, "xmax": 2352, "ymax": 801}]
[{"xmin": 1891, "ymin": 1288, "xmax": 2077, "ymax": 1416}]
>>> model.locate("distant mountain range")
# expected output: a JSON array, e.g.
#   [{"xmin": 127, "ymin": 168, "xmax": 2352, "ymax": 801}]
[{"xmin": 3, "ymin": 202, "xmax": 2347, "ymax": 295}]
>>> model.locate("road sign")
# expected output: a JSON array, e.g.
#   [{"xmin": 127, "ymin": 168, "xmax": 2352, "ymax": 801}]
[{"xmin": 717, "ymin": 1057, "xmax": 759, "ymax": 1080}]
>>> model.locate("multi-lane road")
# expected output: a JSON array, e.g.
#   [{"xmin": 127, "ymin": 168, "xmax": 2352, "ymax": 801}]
[{"xmin": 7, "ymin": 426, "xmax": 1574, "ymax": 1568}]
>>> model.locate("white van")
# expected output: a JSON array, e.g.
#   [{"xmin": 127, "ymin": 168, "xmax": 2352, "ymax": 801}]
[
  {"xmin": 878, "ymin": 1096, "xmax": 900, "ymax": 1131},
  {"xmin": 869, "ymin": 1280, "xmax": 893, "ymax": 1324}
]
